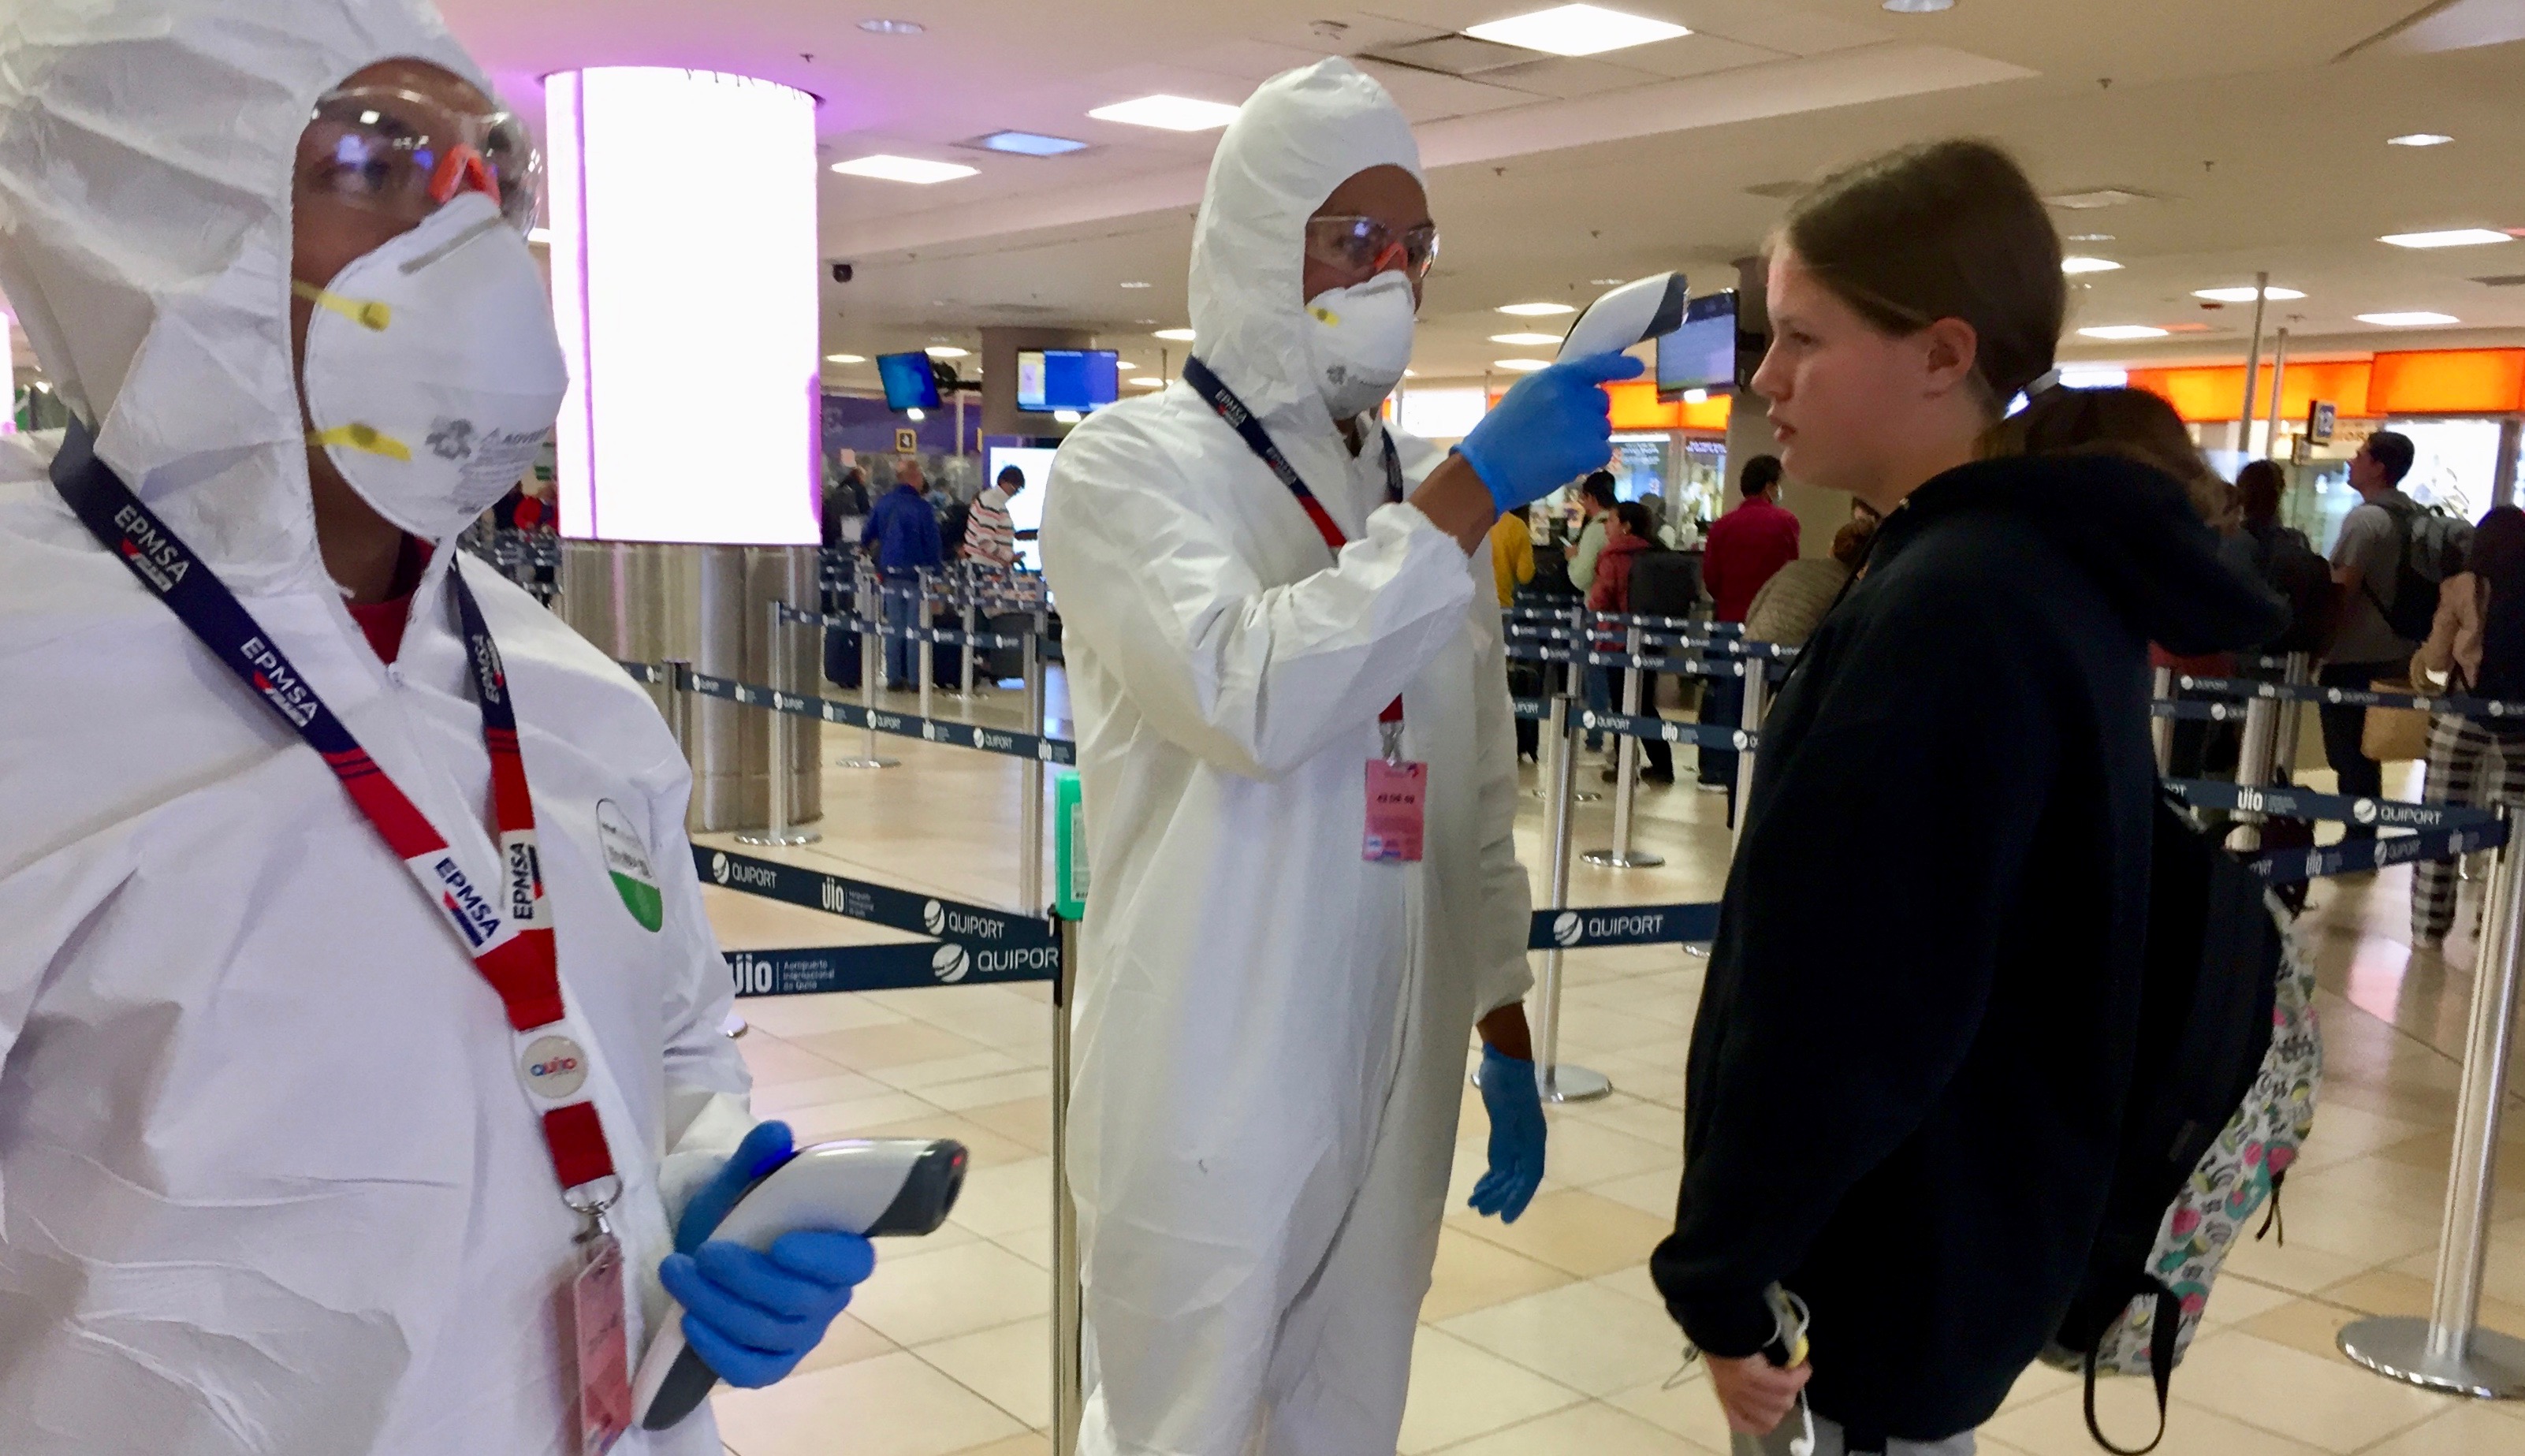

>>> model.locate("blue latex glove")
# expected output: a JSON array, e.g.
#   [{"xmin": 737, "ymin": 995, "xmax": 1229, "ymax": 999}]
[
  {"xmin": 659, "ymin": 1120, "xmax": 879, "ymax": 1388},
  {"xmin": 1469, "ymin": 1044, "xmax": 1547, "ymax": 1223},
  {"xmin": 1453, "ymin": 352, "xmax": 1646, "ymax": 513}
]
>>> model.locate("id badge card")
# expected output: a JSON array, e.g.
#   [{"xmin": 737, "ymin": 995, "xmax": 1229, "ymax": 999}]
[
  {"xmin": 568, "ymin": 1233, "xmax": 634, "ymax": 1454},
  {"xmin": 1365, "ymin": 759, "xmax": 1427, "ymax": 862}
]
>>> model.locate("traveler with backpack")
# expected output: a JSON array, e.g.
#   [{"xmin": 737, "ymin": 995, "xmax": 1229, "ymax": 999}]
[
  {"xmin": 2321, "ymin": 430, "xmax": 2426, "ymax": 828},
  {"xmin": 1645, "ymin": 139, "xmax": 2284, "ymax": 1456},
  {"xmin": 2223, "ymin": 460, "xmax": 2338, "ymax": 662},
  {"xmin": 2410, "ymin": 506, "xmax": 2525, "ymax": 946}
]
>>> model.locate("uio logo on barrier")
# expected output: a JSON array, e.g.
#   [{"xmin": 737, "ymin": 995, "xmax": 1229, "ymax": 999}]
[
  {"xmin": 520, "ymin": 1035, "xmax": 588, "ymax": 1100},
  {"xmin": 2354, "ymin": 799, "xmax": 2380, "ymax": 826},
  {"xmin": 923, "ymin": 899, "xmax": 947, "ymax": 935},
  {"xmin": 711, "ymin": 851, "xmax": 730, "ymax": 884},
  {"xmin": 1552, "ymin": 911, "xmax": 1584, "ymax": 948},
  {"xmin": 931, "ymin": 944, "xmax": 971, "ymax": 983}
]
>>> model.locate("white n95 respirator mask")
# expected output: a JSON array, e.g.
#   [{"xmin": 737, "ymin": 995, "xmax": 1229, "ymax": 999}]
[
  {"xmin": 297, "ymin": 191, "xmax": 571, "ymax": 542},
  {"xmin": 1304, "ymin": 270, "xmax": 1417, "ymax": 420}
]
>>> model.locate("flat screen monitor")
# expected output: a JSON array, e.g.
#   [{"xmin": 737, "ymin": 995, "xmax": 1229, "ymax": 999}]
[
  {"xmin": 984, "ymin": 444, "xmax": 1057, "ymax": 574},
  {"xmin": 1655, "ymin": 291, "xmax": 1738, "ymax": 400},
  {"xmin": 1016, "ymin": 349, "xmax": 1119, "ymax": 412},
  {"xmin": 877, "ymin": 351, "xmax": 941, "ymax": 411}
]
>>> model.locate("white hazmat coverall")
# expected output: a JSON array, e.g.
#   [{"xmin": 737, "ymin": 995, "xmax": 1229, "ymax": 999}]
[
  {"xmin": 0, "ymin": 2, "xmax": 750, "ymax": 1450},
  {"xmin": 1041, "ymin": 58, "xmax": 1535, "ymax": 1456}
]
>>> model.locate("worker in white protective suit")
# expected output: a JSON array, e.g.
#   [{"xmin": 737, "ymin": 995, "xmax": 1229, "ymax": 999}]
[
  {"xmin": 1042, "ymin": 58, "xmax": 1643, "ymax": 1456},
  {"xmin": 0, "ymin": 2, "xmax": 874, "ymax": 1450}
]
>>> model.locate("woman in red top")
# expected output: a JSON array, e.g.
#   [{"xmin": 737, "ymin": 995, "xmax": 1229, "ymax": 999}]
[{"xmin": 1588, "ymin": 501, "xmax": 1675, "ymax": 781}]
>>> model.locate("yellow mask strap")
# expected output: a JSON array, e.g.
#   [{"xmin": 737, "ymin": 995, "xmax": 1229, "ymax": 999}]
[
  {"xmin": 307, "ymin": 423, "xmax": 412, "ymax": 461},
  {"xmin": 292, "ymin": 279, "xmax": 392, "ymax": 332}
]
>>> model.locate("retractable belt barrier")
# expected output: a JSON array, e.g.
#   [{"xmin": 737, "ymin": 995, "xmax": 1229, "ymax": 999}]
[
  {"xmin": 2166, "ymin": 672, "xmax": 2525, "ymax": 723},
  {"xmin": 1530, "ymin": 902, "xmax": 1719, "ymax": 949},
  {"xmin": 779, "ymin": 602, "xmax": 1030, "ymax": 651},
  {"xmin": 698, "ymin": 845, "xmax": 1059, "ymax": 995},
  {"xmin": 614, "ymin": 659, "xmax": 1075, "ymax": 765},
  {"xmin": 2157, "ymin": 776, "xmax": 2512, "ymax": 884}
]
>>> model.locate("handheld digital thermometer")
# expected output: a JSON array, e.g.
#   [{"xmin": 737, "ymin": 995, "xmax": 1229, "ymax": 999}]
[
  {"xmin": 1555, "ymin": 271, "xmax": 1689, "ymax": 363},
  {"xmin": 633, "ymin": 1138, "xmax": 967, "ymax": 1432}
]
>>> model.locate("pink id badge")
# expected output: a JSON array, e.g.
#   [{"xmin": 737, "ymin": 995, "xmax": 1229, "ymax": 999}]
[
  {"xmin": 568, "ymin": 1234, "xmax": 633, "ymax": 1454},
  {"xmin": 1365, "ymin": 759, "xmax": 1428, "ymax": 862}
]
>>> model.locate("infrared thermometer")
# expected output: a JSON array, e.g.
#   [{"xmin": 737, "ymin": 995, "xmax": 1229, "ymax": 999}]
[
  {"xmin": 633, "ymin": 1138, "xmax": 968, "ymax": 1432},
  {"xmin": 1556, "ymin": 271, "xmax": 1689, "ymax": 363}
]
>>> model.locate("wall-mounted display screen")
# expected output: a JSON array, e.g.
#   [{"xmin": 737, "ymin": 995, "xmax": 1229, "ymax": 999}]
[
  {"xmin": 1016, "ymin": 349, "xmax": 1119, "ymax": 411},
  {"xmin": 1655, "ymin": 291, "xmax": 1738, "ymax": 401},
  {"xmin": 877, "ymin": 352, "xmax": 942, "ymax": 411}
]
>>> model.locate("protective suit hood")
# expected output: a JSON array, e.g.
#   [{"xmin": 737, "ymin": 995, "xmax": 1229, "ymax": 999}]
[
  {"xmin": 0, "ymin": 0, "xmax": 490, "ymax": 598},
  {"xmin": 1187, "ymin": 58, "xmax": 1421, "ymax": 441}
]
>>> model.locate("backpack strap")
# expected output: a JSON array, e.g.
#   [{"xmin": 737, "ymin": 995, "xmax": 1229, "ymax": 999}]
[{"xmin": 2084, "ymin": 1279, "xmax": 2183, "ymax": 1456}]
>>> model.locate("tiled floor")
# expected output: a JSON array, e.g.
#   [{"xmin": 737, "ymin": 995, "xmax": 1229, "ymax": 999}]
[{"xmin": 700, "ymin": 676, "xmax": 2525, "ymax": 1454}]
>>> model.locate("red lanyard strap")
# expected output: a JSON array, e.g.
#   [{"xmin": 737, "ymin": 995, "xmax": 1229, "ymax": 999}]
[
  {"xmin": 50, "ymin": 420, "xmax": 616, "ymax": 1201},
  {"xmin": 1181, "ymin": 356, "xmax": 1407, "ymax": 726}
]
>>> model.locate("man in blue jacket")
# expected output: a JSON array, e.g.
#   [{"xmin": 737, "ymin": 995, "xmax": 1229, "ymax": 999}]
[{"xmin": 866, "ymin": 457, "xmax": 944, "ymax": 690}]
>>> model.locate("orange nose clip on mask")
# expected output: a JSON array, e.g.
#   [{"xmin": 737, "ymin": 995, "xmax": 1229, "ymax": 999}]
[{"xmin": 429, "ymin": 143, "xmax": 496, "ymax": 208}]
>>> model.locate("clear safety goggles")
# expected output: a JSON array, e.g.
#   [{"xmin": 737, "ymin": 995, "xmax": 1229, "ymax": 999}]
[
  {"xmin": 1305, "ymin": 215, "xmax": 1440, "ymax": 282},
  {"xmin": 301, "ymin": 85, "xmax": 543, "ymax": 233}
]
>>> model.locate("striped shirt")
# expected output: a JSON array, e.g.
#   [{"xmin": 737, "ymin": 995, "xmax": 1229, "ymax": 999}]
[{"xmin": 963, "ymin": 486, "xmax": 1017, "ymax": 566}]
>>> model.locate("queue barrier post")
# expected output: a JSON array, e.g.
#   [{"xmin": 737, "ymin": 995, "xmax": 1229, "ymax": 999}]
[
  {"xmin": 959, "ymin": 561, "xmax": 981, "ymax": 699},
  {"xmin": 916, "ymin": 568, "xmax": 937, "ymax": 725},
  {"xmin": 1020, "ymin": 605, "xmax": 1049, "ymax": 912},
  {"xmin": 1527, "ymin": 688, "xmax": 1612, "ymax": 1103},
  {"xmin": 1730, "ymin": 662, "xmax": 1768, "ymax": 851},
  {"xmin": 2341, "ymin": 805, "xmax": 2525, "ymax": 1396},
  {"xmin": 1585, "ymin": 624, "xmax": 1663, "ymax": 870},
  {"xmin": 2151, "ymin": 666, "xmax": 2177, "ymax": 776},
  {"xmin": 662, "ymin": 657, "xmax": 695, "ymax": 766},
  {"xmin": 1052, "ymin": 910, "xmax": 1084, "ymax": 1456},
  {"xmin": 2228, "ymin": 676, "xmax": 2287, "ymax": 853},
  {"xmin": 735, "ymin": 600, "xmax": 818, "ymax": 847},
  {"xmin": 838, "ymin": 557, "xmax": 899, "ymax": 770},
  {"xmin": 1572, "ymin": 605, "xmax": 1601, "ymax": 804}
]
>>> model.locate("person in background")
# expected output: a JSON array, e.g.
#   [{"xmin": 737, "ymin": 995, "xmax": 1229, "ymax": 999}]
[
  {"xmin": 2409, "ymin": 506, "xmax": 2525, "ymax": 948},
  {"xmin": 1491, "ymin": 507, "xmax": 1541, "ymax": 759},
  {"xmin": 866, "ymin": 456, "xmax": 943, "ymax": 691},
  {"xmin": 1568, "ymin": 471, "xmax": 1620, "ymax": 750},
  {"xmin": 2224, "ymin": 459, "xmax": 2339, "ymax": 665},
  {"xmin": 1744, "ymin": 513, "xmax": 1876, "ymax": 650},
  {"xmin": 1648, "ymin": 138, "xmax": 2280, "ymax": 1456},
  {"xmin": 1697, "ymin": 453, "xmax": 1801, "ymax": 803},
  {"xmin": 1588, "ymin": 501, "xmax": 1676, "ymax": 783},
  {"xmin": 2322, "ymin": 430, "xmax": 2423, "ymax": 833},
  {"xmin": 822, "ymin": 464, "xmax": 871, "ymax": 550},
  {"xmin": 965, "ymin": 462, "xmax": 1024, "ymax": 568}
]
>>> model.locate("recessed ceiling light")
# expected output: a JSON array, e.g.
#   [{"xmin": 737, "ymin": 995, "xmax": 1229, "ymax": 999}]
[
  {"xmin": 1682, "ymin": 388, "xmax": 1710, "ymax": 403},
  {"xmin": 1464, "ymin": 5, "xmax": 1689, "ymax": 56},
  {"xmin": 1088, "ymin": 95, "xmax": 1241, "ymax": 132},
  {"xmin": 1404, "ymin": 369, "xmax": 1420, "ymax": 378},
  {"xmin": 2076, "ymin": 325, "xmax": 2169, "ymax": 341},
  {"xmin": 2380, "ymin": 229, "xmax": 2512, "ymax": 249},
  {"xmin": 2061, "ymin": 256, "xmax": 2122, "ymax": 274},
  {"xmin": 858, "ymin": 17, "xmax": 925, "ymax": 35},
  {"xmin": 1115, "ymin": 360, "xmax": 1141, "ymax": 369},
  {"xmin": 1494, "ymin": 357, "xmax": 1552, "ymax": 372},
  {"xmin": 1497, "ymin": 301, "xmax": 1577, "ymax": 316},
  {"xmin": 527, "ymin": 226, "xmax": 554, "ymax": 245},
  {"xmin": 1153, "ymin": 327, "xmax": 1196, "ymax": 341},
  {"xmin": 1119, "ymin": 281, "xmax": 1152, "ymax": 289},
  {"xmin": 1052, "ymin": 409, "xmax": 1083, "ymax": 423},
  {"xmin": 1590, "ymin": 277, "xmax": 1628, "ymax": 285},
  {"xmin": 924, "ymin": 345, "xmax": 969, "ymax": 358},
  {"xmin": 2046, "ymin": 188, "xmax": 2151, "ymax": 210},
  {"xmin": 1882, "ymin": 0, "xmax": 1954, "ymax": 11},
  {"xmin": 975, "ymin": 129, "xmax": 1088, "ymax": 157},
  {"xmin": 2388, "ymin": 133, "xmax": 2453, "ymax": 147},
  {"xmin": 825, "ymin": 353, "xmax": 866, "ymax": 364},
  {"xmin": 2066, "ymin": 233, "xmax": 2116, "ymax": 242},
  {"xmin": 1129, "ymin": 376, "xmax": 1165, "ymax": 387},
  {"xmin": 2357, "ymin": 311, "xmax": 2460, "ymax": 326},
  {"xmin": 830, "ymin": 155, "xmax": 978, "ymax": 184},
  {"xmin": 1491, "ymin": 331, "xmax": 1563, "ymax": 345},
  {"xmin": 905, "ymin": 407, "xmax": 925, "ymax": 421},
  {"xmin": 2192, "ymin": 285, "xmax": 2306, "ymax": 303}
]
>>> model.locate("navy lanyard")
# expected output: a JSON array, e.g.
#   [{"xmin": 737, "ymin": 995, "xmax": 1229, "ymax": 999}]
[
  {"xmin": 48, "ymin": 420, "xmax": 618, "ymax": 1198},
  {"xmin": 1179, "ymin": 356, "xmax": 1402, "ymax": 551}
]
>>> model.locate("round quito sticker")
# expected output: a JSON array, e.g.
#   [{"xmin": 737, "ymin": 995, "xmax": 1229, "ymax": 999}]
[
  {"xmin": 522, "ymin": 1035, "xmax": 589, "ymax": 1100},
  {"xmin": 594, "ymin": 799, "xmax": 663, "ymax": 932}
]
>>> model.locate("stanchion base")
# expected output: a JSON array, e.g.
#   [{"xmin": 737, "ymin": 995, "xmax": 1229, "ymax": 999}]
[
  {"xmin": 719, "ymin": 1011, "xmax": 750, "ymax": 1039},
  {"xmin": 1684, "ymin": 944, "xmax": 1711, "ymax": 959},
  {"xmin": 1573, "ymin": 790, "xmax": 1603, "ymax": 804},
  {"xmin": 1582, "ymin": 848, "xmax": 1667, "ymax": 868},
  {"xmin": 734, "ymin": 829, "xmax": 822, "ymax": 847},
  {"xmin": 1541, "ymin": 1063, "xmax": 1614, "ymax": 1103},
  {"xmin": 832, "ymin": 757, "xmax": 900, "ymax": 769},
  {"xmin": 2339, "ymin": 1316, "xmax": 2525, "ymax": 1398}
]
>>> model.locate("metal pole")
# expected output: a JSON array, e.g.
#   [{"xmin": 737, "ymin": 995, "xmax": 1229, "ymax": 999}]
[
  {"xmin": 836, "ymin": 558, "xmax": 898, "ymax": 769},
  {"xmin": 2273, "ymin": 652, "xmax": 2311, "ymax": 782},
  {"xmin": 1020, "ymin": 607, "xmax": 1048, "ymax": 911},
  {"xmin": 2227, "ymin": 683, "xmax": 2283, "ymax": 853},
  {"xmin": 2238, "ymin": 272, "xmax": 2270, "ymax": 457},
  {"xmin": 1051, "ymin": 915, "xmax": 1083, "ymax": 1456},
  {"xmin": 917, "ymin": 568, "xmax": 937, "ymax": 724},
  {"xmin": 1533, "ymin": 690, "xmax": 1612, "ymax": 1103},
  {"xmin": 2264, "ymin": 327, "xmax": 2292, "ymax": 463},
  {"xmin": 662, "ymin": 657, "xmax": 694, "ymax": 767},
  {"xmin": 1730, "ymin": 661, "xmax": 1769, "ymax": 851},
  {"xmin": 959, "ymin": 561, "xmax": 980, "ymax": 699},
  {"xmin": 2340, "ymin": 807, "xmax": 2525, "ymax": 1396},
  {"xmin": 1571, "ymin": 605, "xmax": 1601, "ymax": 803},
  {"xmin": 736, "ymin": 600, "xmax": 818, "ymax": 846},
  {"xmin": 1585, "ymin": 624, "xmax": 1664, "ymax": 868},
  {"xmin": 2151, "ymin": 666, "xmax": 2177, "ymax": 776}
]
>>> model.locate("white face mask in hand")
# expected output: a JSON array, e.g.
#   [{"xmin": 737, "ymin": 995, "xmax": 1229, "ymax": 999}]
[
  {"xmin": 1303, "ymin": 269, "xmax": 1417, "ymax": 420},
  {"xmin": 296, "ymin": 191, "xmax": 571, "ymax": 542}
]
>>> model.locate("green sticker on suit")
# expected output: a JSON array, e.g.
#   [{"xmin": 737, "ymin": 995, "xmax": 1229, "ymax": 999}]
[{"xmin": 595, "ymin": 799, "xmax": 663, "ymax": 932}]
